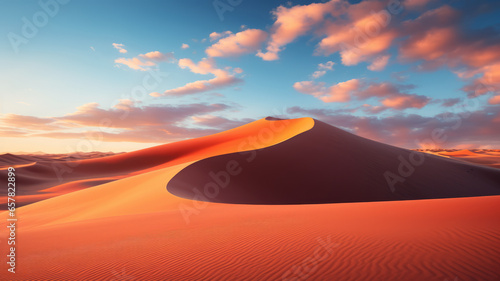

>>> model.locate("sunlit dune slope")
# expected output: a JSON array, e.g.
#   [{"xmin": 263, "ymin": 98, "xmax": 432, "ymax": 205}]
[
  {"xmin": 4, "ymin": 118, "xmax": 314, "ymax": 227},
  {"xmin": 1, "ymin": 117, "xmax": 313, "ymax": 206},
  {"xmin": 168, "ymin": 120, "xmax": 500, "ymax": 204}
]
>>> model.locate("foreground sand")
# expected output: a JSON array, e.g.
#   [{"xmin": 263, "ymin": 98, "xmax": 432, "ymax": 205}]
[{"xmin": 1, "ymin": 117, "xmax": 499, "ymax": 280}]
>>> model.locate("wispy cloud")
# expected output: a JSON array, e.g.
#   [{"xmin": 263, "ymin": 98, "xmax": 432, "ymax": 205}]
[
  {"xmin": 312, "ymin": 61, "xmax": 335, "ymax": 79},
  {"xmin": 0, "ymin": 100, "xmax": 246, "ymax": 143},
  {"xmin": 112, "ymin": 43, "xmax": 127, "ymax": 53},
  {"xmin": 115, "ymin": 51, "xmax": 175, "ymax": 71},
  {"xmin": 151, "ymin": 57, "xmax": 243, "ymax": 97}
]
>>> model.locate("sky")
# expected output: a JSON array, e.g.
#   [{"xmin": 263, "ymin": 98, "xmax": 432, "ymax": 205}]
[{"xmin": 0, "ymin": 0, "xmax": 499, "ymax": 153}]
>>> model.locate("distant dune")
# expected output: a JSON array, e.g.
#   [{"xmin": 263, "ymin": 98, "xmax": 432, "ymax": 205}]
[{"xmin": 1, "ymin": 117, "xmax": 499, "ymax": 280}]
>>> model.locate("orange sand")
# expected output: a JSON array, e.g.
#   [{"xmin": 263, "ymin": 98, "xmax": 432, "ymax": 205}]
[{"xmin": 0, "ymin": 117, "xmax": 499, "ymax": 280}]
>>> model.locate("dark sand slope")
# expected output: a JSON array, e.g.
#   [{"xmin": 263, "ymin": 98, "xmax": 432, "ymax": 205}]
[
  {"xmin": 1, "ymin": 118, "xmax": 313, "ymax": 207},
  {"xmin": 168, "ymin": 119, "xmax": 500, "ymax": 204}
]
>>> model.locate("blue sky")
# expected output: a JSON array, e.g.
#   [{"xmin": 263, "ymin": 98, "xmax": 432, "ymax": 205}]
[{"xmin": 1, "ymin": 0, "xmax": 499, "ymax": 153}]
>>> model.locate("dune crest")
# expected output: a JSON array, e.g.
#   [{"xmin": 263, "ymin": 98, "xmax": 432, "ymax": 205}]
[
  {"xmin": 1, "ymin": 117, "xmax": 314, "ymax": 207},
  {"xmin": 168, "ymin": 119, "xmax": 500, "ymax": 204}
]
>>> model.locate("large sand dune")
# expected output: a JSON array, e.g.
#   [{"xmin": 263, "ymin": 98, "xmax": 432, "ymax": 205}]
[
  {"xmin": 1, "ymin": 117, "xmax": 499, "ymax": 280},
  {"xmin": 168, "ymin": 120, "xmax": 500, "ymax": 204}
]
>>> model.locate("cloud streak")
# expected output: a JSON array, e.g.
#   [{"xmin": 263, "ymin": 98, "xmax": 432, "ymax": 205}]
[
  {"xmin": 0, "ymin": 100, "xmax": 246, "ymax": 143},
  {"xmin": 151, "ymin": 57, "xmax": 243, "ymax": 97}
]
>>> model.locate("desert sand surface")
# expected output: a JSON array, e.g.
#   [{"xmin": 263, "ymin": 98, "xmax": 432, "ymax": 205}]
[
  {"xmin": 1, "ymin": 117, "xmax": 499, "ymax": 280},
  {"xmin": 417, "ymin": 149, "xmax": 500, "ymax": 170}
]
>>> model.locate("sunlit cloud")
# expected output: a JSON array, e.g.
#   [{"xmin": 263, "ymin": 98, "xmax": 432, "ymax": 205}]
[
  {"xmin": 0, "ymin": 100, "xmax": 246, "ymax": 143},
  {"xmin": 294, "ymin": 79, "xmax": 430, "ymax": 110},
  {"xmin": 151, "ymin": 57, "xmax": 243, "ymax": 97},
  {"xmin": 115, "ymin": 51, "xmax": 175, "ymax": 71},
  {"xmin": 112, "ymin": 43, "xmax": 127, "ymax": 53},
  {"xmin": 206, "ymin": 29, "xmax": 268, "ymax": 57}
]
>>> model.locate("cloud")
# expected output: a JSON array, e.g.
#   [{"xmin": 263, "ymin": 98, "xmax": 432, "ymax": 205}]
[
  {"xmin": 115, "ymin": 57, "xmax": 155, "ymax": 71},
  {"xmin": 0, "ymin": 114, "xmax": 63, "ymax": 131},
  {"xmin": 0, "ymin": 100, "xmax": 246, "ymax": 143},
  {"xmin": 257, "ymin": 1, "xmax": 338, "ymax": 61},
  {"xmin": 191, "ymin": 115, "xmax": 254, "ymax": 130},
  {"xmin": 56, "ymin": 100, "xmax": 230, "ymax": 129},
  {"xmin": 490, "ymin": 95, "xmax": 500, "ymax": 105},
  {"xmin": 311, "ymin": 61, "xmax": 335, "ymax": 78},
  {"xmin": 139, "ymin": 51, "xmax": 175, "ymax": 62},
  {"xmin": 405, "ymin": 0, "xmax": 434, "ymax": 9},
  {"xmin": 209, "ymin": 31, "xmax": 232, "ymax": 41},
  {"xmin": 253, "ymin": 0, "xmax": 500, "ymax": 100},
  {"xmin": 294, "ymin": 79, "xmax": 430, "ymax": 110},
  {"xmin": 287, "ymin": 104, "xmax": 500, "ymax": 148},
  {"xmin": 112, "ymin": 43, "xmax": 127, "ymax": 53},
  {"xmin": 367, "ymin": 55, "xmax": 390, "ymax": 71},
  {"xmin": 181, "ymin": 43, "xmax": 189, "ymax": 49},
  {"xmin": 398, "ymin": 4, "xmax": 500, "ymax": 97},
  {"xmin": 206, "ymin": 29, "xmax": 268, "ymax": 57},
  {"xmin": 115, "ymin": 51, "xmax": 175, "ymax": 71},
  {"xmin": 294, "ymin": 79, "xmax": 358, "ymax": 103},
  {"xmin": 151, "ymin": 58, "xmax": 243, "ymax": 97},
  {"xmin": 441, "ymin": 98, "xmax": 461, "ymax": 107}
]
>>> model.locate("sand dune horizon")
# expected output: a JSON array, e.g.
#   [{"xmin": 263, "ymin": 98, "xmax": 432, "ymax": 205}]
[{"xmin": 1, "ymin": 117, "xmax": 499, "ymax": 280}]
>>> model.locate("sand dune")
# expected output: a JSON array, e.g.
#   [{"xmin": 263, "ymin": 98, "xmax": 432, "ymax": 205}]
[
  {"xmin": 1, "ymin": 117, "xmax": 499, "ymax": 280},
  {"xmin": 0, "ymin": 117, "xmax": 313, "ymax": 207},
  {"xmin": 168, "ymin": 120, "xmax": 500, "ymax": 204}
]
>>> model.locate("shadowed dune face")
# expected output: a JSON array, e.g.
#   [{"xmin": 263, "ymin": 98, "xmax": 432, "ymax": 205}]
[
  {"xmin": 167, "ymin": 120, "xmax": 500, "ymax": 204},
  {"xmin": 0, "ymin": 118, "xmax": 314, "ymax": 207}
]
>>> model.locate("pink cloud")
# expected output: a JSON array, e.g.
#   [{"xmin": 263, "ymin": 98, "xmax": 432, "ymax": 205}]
[
  {"xmin": 0, "ymin": 101, "xmax": 243, "ymax": 143},
  {"xmin": 294, "ymin": 79, "xmax": 430, "ymax": 110},
  {"xmin": 181, "ymin": 43, "xmax": 189, "ymax": 49},
  {"xmin": 398, "ymin": 5, "xmax": 500, "ymax": 97},
  {"xmin": 489, "ymin": 95, "xmax": 500, "ymax": 105},
  {"xmin": 191, "ymin": 115, "xmax": 254, "ymax": 130},
  {"xmin": 257, "ymin": 1, "xmax": 338, "ymax": 61},
  {"xmin": 209, "ymin": 31, "xmax": 232, "ymax": 41},
  {"xmin": 56, "ymin": 100, "xmax": 231, "ymax": 129},
  {"xmin": 405, "ymin": 0, "xmax": 434, "ymax": 9},
  {"xmin": 139, "ymin": 51, "xmax": 175, "ymax": 62},
  {"xmin": 115, "ymin": 51, "xmax": 175, "ymax": 71},
  {"xmin": 151, "ymin": 58, "xmax": 243, "ymax": 97},
  {"xmin": 381, "ymin": 94, "xmax": 429, "ymax": 110},
  {"xmin": 367, "ymin": 55, "xmax": 390, "ymax": 71},
  {"xmin": 293, "ymin": 79, "xmax": 358, "ymax": 103},
  {"xmin": 206, "ymin": 29, "xmax": 268, "ymax": 57},
  {"xmin": 112, "ymin": 43, "xmax": 127, "ymax": 53},
  {"xmin": 114, "ymin": 57, "xmax": 155, "ymax": 71},
  {"xmin": 0, "ymin": 114, "xmax": 62, "ymax": 131},
  {"xmin": 317, "ymin": 0, "xmax": 398, "ymax": 65}
]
